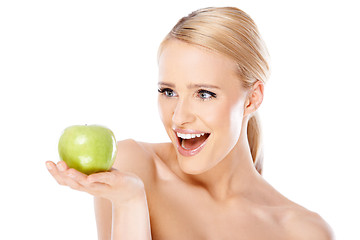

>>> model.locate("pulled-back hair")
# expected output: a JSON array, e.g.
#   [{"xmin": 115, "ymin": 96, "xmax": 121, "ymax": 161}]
[{"xmin": 158, "ymin": 7, "xmax": 270, "ymax": 174}]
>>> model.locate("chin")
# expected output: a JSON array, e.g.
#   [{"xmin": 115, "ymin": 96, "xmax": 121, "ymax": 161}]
[{"xmin": 177, "ymin": 154, "xmax": 217, "ymax": 175}]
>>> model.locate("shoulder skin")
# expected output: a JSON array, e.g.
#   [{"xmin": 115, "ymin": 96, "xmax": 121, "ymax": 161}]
[
  {"xmin": 284, "ymin": 208, "xmax": 334, "ymax": 240},
  {"xmin": 112, "ymin": 139, "xmax": 157, "ymax": 182}
]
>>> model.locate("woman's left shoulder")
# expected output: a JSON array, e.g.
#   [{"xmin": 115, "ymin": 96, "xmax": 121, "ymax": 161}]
[{"xmin": 282, "ymin": 206, "xmax": 334, "ymax": 240}]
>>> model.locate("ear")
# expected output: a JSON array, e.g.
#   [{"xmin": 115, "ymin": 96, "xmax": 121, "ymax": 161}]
[{"xmin": 243, "ymin": 80, "xmax": 264, "ymax": 117}]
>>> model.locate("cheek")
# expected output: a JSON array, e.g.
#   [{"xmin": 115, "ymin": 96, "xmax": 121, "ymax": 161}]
[
  {"xmin": 198, "ymin": 100, "xmax": 239, "ymax": 130},
  {"xmin": 205, "ymin": 99, "xmax": 244, "ymax": 140},
  {"xmin": 157, "ymin": 98, "xmax": 173, "ymax": 125},
  {"xmin": 229, "ymin": 105, "xmax": 244, "ymax": 136},
  {"xmin": 228, "ymin": 99, "xmax": 245, "ymax": 139}
]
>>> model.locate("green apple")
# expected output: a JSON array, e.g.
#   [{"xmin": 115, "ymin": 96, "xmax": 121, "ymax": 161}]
[{"xmin": 58, "ymin": 125, "xmax": 117, "ymax": 175}]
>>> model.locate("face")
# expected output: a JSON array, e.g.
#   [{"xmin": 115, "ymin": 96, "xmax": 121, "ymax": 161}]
[{"xmin": 158, "ymin": 40, "xmax": 250, "ymax": 174}]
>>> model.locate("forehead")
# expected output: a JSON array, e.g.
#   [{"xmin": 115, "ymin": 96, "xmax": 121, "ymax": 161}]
[{"xmin": 158, "ymin": 40, "xmax": 240, "ymax": 88}]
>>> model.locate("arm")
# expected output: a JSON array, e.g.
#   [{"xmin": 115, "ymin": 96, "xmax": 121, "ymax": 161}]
[
  {"xmin": 94, "ymin": 197, "xmax": 112, "ymax": 240},
  {"xmin": 46, "ymin": 161, "xmax": 152, "ymax": 240},
  {"xmin": 47, "ymin": 139, "xmax": 154, "ymax": 239},
  {"xmin": 104, "ymin": 139, "xmax": 154, "ymax": 239},
  {"xmin": 112, "ymin": 192, "xmax": 151, "ymax": 240},
  {"xmin": 94, "ymin": 194, "xmax": 151, "ymax": 240}
]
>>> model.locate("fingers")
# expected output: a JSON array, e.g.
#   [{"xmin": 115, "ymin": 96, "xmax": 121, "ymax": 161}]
[
  {"xmin": 45, "ymin": 161, "xmax": 108, "ymax": 195},
  {"xmin": 66, "ymin": 168, "xmax": 89, "ymax": 185},
  {"xmin": 88, "ymin": 170, "xmax": 115, "ymax": 185},
  {"xmin": 46, "ymin": 161, "xmax": 67, "ymax": 186},
  {"xmin": 57, "ymin": 160, "xmax": 68, "ymax": 171},
  {"xmin": 46, "ymin": 161, "xmax": 85, "ymax": 190},
  {"xmin": 46, "ymin": 161, "xmax": 146, "ymax": 203}
]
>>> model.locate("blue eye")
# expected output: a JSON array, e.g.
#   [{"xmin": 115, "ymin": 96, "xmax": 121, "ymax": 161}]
[
  {"xmin": 158, "ymin": 88, "xmax": 177, "ymax": 97},
  {"xmin": 197, "ymin": 90, "xmax": 216, "ymax": 100}
]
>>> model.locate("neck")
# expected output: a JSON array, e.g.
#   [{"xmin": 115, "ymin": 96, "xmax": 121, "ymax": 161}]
[{"xmin": 183, "ymin": 133, "xmax": 260, "ymax": 201}]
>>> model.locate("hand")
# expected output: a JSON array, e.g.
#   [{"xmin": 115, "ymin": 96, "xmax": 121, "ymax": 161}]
[{"xmin": 45, "ymin": 161, "xmax": 146, "ymax": 204}]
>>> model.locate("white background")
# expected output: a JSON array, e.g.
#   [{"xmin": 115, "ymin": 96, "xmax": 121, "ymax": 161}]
[{"xmin": 1, "ymin": 0, "xmax": 359, "ymax": 239}]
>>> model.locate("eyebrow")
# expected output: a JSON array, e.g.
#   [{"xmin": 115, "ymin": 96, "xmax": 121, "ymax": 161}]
[{"xmin": 158, "ymin": 82, "xmax": 220, "ymax": 89}]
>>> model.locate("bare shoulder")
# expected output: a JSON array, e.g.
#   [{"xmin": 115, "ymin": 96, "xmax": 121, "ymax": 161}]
[
  {"xmin": 112, "ymin": 139, "xmax": 174, "ymax": 183},
  {"xmin": 112, "ymin": 139, "xmax": 157, "ymax": 181},
  {"xmin": 283, "ymin": 206, "xmax": 334, "ymax": 240}
]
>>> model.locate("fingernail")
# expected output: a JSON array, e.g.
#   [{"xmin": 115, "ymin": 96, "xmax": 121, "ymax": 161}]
[
  {"xmin": 46, "ymin": 162, "xmax": 52, "ymax": 170},
  {"xmin": 57, "ymin": 163, "xmax": 65, "ymax": 171}
]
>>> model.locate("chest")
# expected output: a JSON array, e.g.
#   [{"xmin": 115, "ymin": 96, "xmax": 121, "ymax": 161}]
[{"xmin": 146, "ymin": 181, "xmax": 287, "ymax": 240}]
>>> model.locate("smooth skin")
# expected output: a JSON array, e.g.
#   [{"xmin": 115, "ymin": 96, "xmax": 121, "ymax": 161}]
[{"xmin": 47, "ymin": 39, "xmax": 333, "ymax": 240}]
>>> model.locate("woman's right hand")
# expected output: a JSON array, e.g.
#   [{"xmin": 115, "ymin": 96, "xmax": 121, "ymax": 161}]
[{"xmin": 45, "ymin": 160, "xmax": 146, "ymax": 205}]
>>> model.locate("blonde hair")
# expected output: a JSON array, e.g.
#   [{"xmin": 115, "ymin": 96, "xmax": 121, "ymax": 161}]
[{"xmin": 158, "ymin": 7, "xmax": 270, "ymax": 174}]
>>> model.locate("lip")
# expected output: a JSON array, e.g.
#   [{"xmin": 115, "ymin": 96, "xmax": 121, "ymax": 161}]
[{"xmin": 172, "ymin": 128, "xmax": 210, "ymax": 157}]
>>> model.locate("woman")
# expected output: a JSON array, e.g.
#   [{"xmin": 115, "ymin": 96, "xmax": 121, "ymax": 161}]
[{"xmin": 46, "ymin": 7, "xmax": 333, "ymax": 239}]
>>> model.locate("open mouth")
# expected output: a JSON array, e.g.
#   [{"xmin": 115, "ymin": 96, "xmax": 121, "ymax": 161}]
[{"xmin": 174, "ymin": 130, "xmax": 210, "ymax": 157}]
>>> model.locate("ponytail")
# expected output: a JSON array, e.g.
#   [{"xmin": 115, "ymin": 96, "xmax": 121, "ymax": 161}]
[{"xmin": 247, "ymin": 112, "xmax": 263, "ymax": 175}]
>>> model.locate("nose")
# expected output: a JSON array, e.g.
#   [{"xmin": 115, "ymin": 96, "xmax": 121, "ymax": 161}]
[{"xmin": 172, "ymin": 98, "xmax": 196, "ymax": 126}]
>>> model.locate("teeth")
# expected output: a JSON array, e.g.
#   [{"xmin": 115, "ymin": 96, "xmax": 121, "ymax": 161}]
[{"xmin": 176, "ymin": 132, "xmax": 206, "ymax": 139}]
